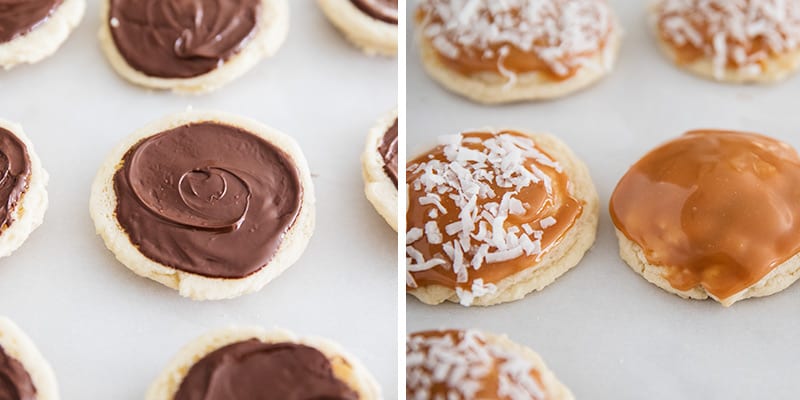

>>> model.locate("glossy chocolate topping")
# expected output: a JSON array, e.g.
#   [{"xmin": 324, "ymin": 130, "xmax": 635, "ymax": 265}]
[
  {"xmin": 108, "ymin": 0, "xmax": 261, "ymax": 78},
  {"xmin": 0, "ymin": 0, "xmax": 62, "ymax": 44},
  {"xmin": 0, "ymin": 345, "xmax": 36, "ymax": 400},
  {"xmin": 351, "ymin": 0, "xmax": 398, "ymax": 24},
  {"xmin": 0, "ymin": 128, "xmax": 30, "ymax": 233},
  {"xmin": 379, "ymin": 118, "xmax": 398, "ymax": 187},
  {"xmin": 113, "ymin": 122, "xmax": 302, "ymax": 279},
  {"xmin": 407, "ymin": 330, "xmax": 547, "ymax": 399},
  {"xmin": 406, "ymin": 131, "xmax": 583, "ymax": 306},
  {"xmin": 610, "ymin": 130, "xmax": 800, "ymax": 300},
  {"xmin": 175, "ymin": 340, "xmax": 357, "ymax": 400}
]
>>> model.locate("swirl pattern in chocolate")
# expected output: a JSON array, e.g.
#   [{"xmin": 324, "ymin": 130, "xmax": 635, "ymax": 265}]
[
  {"xmin": 113, "ymin": 122, "xmax": 302, "ymax": 279},
  {"xmin": 108, "ymin": 0, "xmax": 261, "ymax": 78},
  {"xmin": 0, "ymin": 128, "xmax": 30, "ymax": 233},
  {"xmin": 0, "ymin": 0, "xmax": 62, "ymax": 43},
  {"xmin": 0, "ymin": 345, "xmax": 36, "ymax": 400},
  {"xmin": 175, "ymin": 340, "xmax": 357, "ymax": 400},
  {"xmin": 379, "ymin": 118, "xmax": 398, "ymax": 186},
  {"xmin": 406, "ymin": 131, "xmax": 583, "ymax": 306},
  {"xmin": 610, "ymin": 130, "xmax": 800, "ymax": 301},
  {"xmin": 351, "ymin": 0, "xmax": 398, "ymax": 24}
]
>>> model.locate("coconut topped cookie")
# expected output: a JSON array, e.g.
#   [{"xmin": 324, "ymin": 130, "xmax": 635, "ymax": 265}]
[
  {"xmin": 407, "ymin": 329, "xmax": 573, "ymax": 400},
  {"xmin": 406, "ymin": 130, "xmax": 598, "ymax": 306},
  {"xmin": 415, "ymin": 0, "xmax": 620, "ymax": 103},
  {"xmin": 90, "ymin": 111, "xmax": 315, "ymax": 300},
  {"xmin": 610, "ymin": 130, "xmax": 800, "ymax": 306},
  {"xmin": 654, "ymin": 0, "xmax": 800, "ymax": 82}
]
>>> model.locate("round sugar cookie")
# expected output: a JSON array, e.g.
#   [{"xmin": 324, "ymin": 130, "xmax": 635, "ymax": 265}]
[
  {"xmin": 0, "ymin": 0, "xmax": 85, "ymax": 70},
  {"xmin": 99, "ymin": 0, "xmax": 289, "ymax": 94},
  {"xmin": 652, "ymin": 0, "xmax": 800, "ymax": 83},
  {"xmin": 610, "ymin": 130, "xmax": 800, "ymax": 307},
  {"xmin": 407, "ymin": 329, "xmax": 574, "ymax": 400},
  {"xmin": 90, "ymin": 110, "xmax": 315, "ymax": 301},
  {"xmin": 415, "ymin": 0, "xmax": 621, "ymax": 104},
  {"xmin": 147, "ymin": 327, "xmax": 381, "ymax": 400},
  {"xmin": 0, "ymin": 119, "xmax": 48, "ymax": 260},
  {"xmin": 0, "ymin": 317, "xmax": 59, "ymax": 400},
  {"xmin": 318, "ymin": 0, "xmax": 398, "ymax": 56},
  {"xmin": 406, "ymin": 129, "xmax": 599, "ymax": 307},
  {"xmin": 362, "ymin": 109, "xmax": 398, "ymax": 231}
]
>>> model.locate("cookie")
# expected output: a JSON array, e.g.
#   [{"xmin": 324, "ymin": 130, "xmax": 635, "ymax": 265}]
[
  {"xmin": 99, "ymin": 0, "xmax": 289, "ymax": 94},
  {"xmin": 406, "ymin": 129, "xmax": 598, "ymax": 306},
  {"xmin": 407, "ymin": 329, "xmax": 574, "ymax": 400},
  {"xmin": 415, "ymin": 0, "xmax": 621, "ymax": 104},
  {"xmin": 610, "ymin": 130, "xmax": 800, "ymax": 307},
  {"xmin": 90, "ymin": 110, "xmax": 315, "ymax": 300},
  {"xmin": 652, "ymin": 0, "xmax": 800, "ymax": 83},
  {"xmin": 362, "ymin": 109, "xmax": 398, "ymax": 231},
  {"xmin": 0, "ymin": 120, "xmax": 48, "ymax": 260},
  {"xmin": 0, "ymin": 0, "xmax": 85, "ymax": 70},
  {"xmin": 147, "ymin": 327, "xmax": 381, "ymax": 400},
  {"xmin": 0, "ymin": 317, "xmax": 59, "ymax": 400},
  {"xmin": 318, "ymin": 0, "xmax": 398, "ymax": 56}
]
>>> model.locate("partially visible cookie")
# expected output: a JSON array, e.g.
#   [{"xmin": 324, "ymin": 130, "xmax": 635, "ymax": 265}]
[
  {"xmin": 652, "ymin": 0, "xmax": 800, "ymax": 83},
  {"xmin": 318, "ymin": 0, "xmax": 398, "ymax": 56},
  {"xmin": 0, "ymin": 317, "xmax": 59, "ymax": 400},
  {"xmin": 99, "ymin": 0, "xmax": 289, "ymax": 94},
  {"xmin": 407, "ymin": 329, "xmax": 574, "ymax": 400},
  {"xmin": 0, "ymin": 119, "xmax": 48, "ymax": 260},
  {"xmin": 415, "ymin": 0, "xmax": 621, "ymax": 103},
  {"xmin": 90, "ymin": 110, "xmax": 315, "ymax": 300},
  {"xmin": 0, "ymin": 0, "xmax": 85, "ymax": 69},
  {"xmin": 406, "ymin": 129, "xmax": 598, "ymax": 307},
  {"xmin": 147, "ymin": 327, "xmax": 381, "ymax": 400},
  {"xmin": 362, "ymin": 109, "xmax": 398, "ymax": 231},
  {"xmin": 610, "ymin": 130, "xmax": 800, "ymax": 306}
]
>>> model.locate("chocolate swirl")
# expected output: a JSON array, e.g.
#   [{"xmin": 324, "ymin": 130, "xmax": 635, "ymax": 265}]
[
  {"xmin": 108, "ymin": 0, "xmax": 261, "ymax": 78},
  {"xmin": 113, "ymin": 122, "xmax": 302, "ymax": 279},
  {"xmin": 0, "ymin": 128, "xmax": 30, "ymax": 233},
  {"xmin": 175, "ymin": 340, "xmax": 358, "ymax": 400},
  {"xmin": 351, "ymin": 0, "xmax": 398, "ymax": 24},
  {"xmin": 0, "ymin": 345, "xmax": 36, "ymax": 400},
  {"xmin": 0, "ymin": 0, "xmax": 62, "ymax": 44},
  {"xmin": 379, "ymin": 118, "xmax": 398, "ymax": 186}
]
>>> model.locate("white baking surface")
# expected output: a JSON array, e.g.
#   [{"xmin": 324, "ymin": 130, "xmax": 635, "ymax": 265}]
[
  {"xmin": 0, "ymin": 1, "xmax": 397, "ymax": 398},
  {"xmin": 407, "ymin": 1, "xmax": 800, "ymax": 399}
]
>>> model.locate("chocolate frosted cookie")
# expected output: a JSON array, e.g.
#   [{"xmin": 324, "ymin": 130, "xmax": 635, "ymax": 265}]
[
  {"xmin": 99, "ymin": 0, "xmax": 289, "ymax": 93},
  {"xmin": 0, "ymin": 317, "xmax": 59, "ymax": 400},
  {"xmin": 0, "ymin": 120, "xmax": 48, "ymax": 260},
  {"xmin": 362, "ymin": 109, "xmax": 398, "ymax": 231},
  {"xmin": 147, "ymin": 327, "xmax": 380, "ymax": 400},
  {"xmin": 0, "ymin": 0, "xmax": 85, "ymax": 69},
  {"xmin": 90, "ymin": 110, "xmax": 315, "ymax": 300},
  {"xmin": 318, "ymin": 0, "xmax": 398, "ymax": 56}
]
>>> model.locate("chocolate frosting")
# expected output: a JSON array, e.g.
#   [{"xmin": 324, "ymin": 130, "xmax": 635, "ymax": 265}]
[
  {"xmin": 113, "ymin": 122, "xmax": 302, "ymax": 279},
  {"xmin": 351, "ymin": 0, "xmax": 398, "ymax": 24},
  {"xmin": 108, "ymin": 0, "xmax": 261, "ymax": 78},
  {"xmin": 174, "ymin": 340, "xmax": 358, "ymax": 400},
  {"xmin": 379, "ymin": 118, "xmax": 398, "ymax": 187},
  {"xmin": 0, "ymin": 345, "xmax": 36, "ymax": 400},
  {"xmin": 0, "ymin": 128, "xmax": 30, "ymax": 233},
  {"xmin": 0, "ymin": 0, "xmax": 62, "ymax": 43}
]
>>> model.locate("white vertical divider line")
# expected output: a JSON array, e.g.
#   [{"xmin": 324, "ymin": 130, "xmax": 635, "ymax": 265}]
[{"xmin": 396, "ymin": 0, "xmax": 409, "ymax": 398}]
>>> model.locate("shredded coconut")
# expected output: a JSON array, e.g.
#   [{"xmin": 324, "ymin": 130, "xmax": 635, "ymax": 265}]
[
  {"xmin": 406, "ymin": 131, "xmax": 564, "ymax": 306},
  {"xmin": 656, "ymin": 0, "xmax": 800, "ymax": 78},
  {"xmin": 418, "ymin": 0, "xmax": 613, "ymax": 80},
  {"xmin": 407, "ymin": 330, "xmax": 546, "ymax": 400}
]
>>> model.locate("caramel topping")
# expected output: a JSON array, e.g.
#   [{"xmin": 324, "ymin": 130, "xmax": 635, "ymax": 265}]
[
  {"xmin": 416, "ymin": 0, "xmax": 613, "ymax": 80},
  {"xmin": 407, "ymin": 330, "xmax": 547, "ymax": 400},
  {"xmin": 406, "ymin": 131, "xmax": 583, "ymax": 306},
  {"xmin": 610, "ymin": 130, "xmax": 800, "ymax": 301},
  {"xmin": 656, "ymin": 0, "xmax": 800, "ymax": 78}
]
